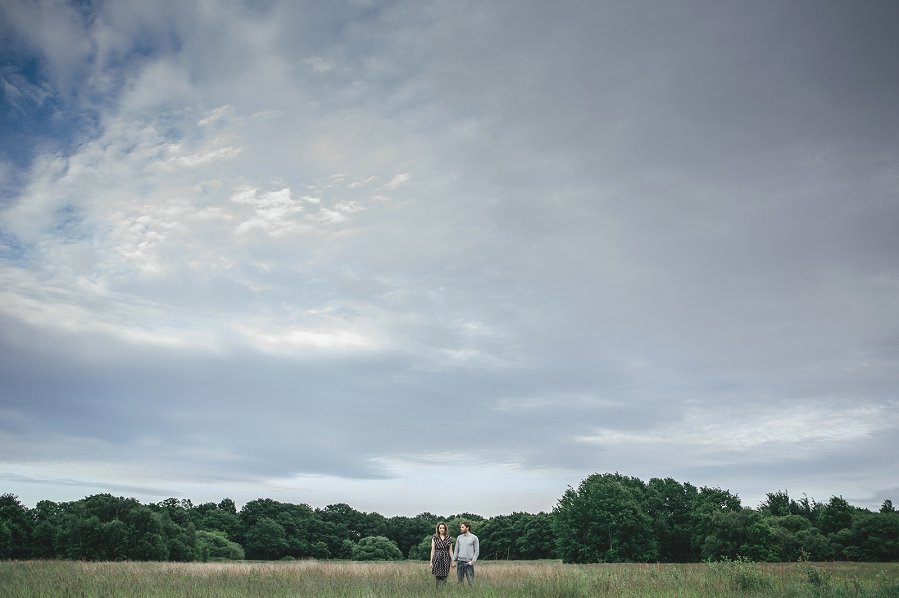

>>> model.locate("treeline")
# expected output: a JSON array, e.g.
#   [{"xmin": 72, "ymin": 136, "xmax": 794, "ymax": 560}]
[
  {"xmin": 1, "ymin": 472, "xmax": 897, "ymax": 563},
  {"xmin": 554, "ymin": 473, "xmax": 898, "ymax": 563}
]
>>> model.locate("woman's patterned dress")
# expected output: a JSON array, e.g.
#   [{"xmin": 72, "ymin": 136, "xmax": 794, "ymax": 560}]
[{"xmin": 431, "ymin": 535, "xmax": 452, "ymax": 577}]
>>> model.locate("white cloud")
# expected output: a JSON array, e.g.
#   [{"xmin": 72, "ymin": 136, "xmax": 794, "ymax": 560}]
[
  {"xmin": 573, "ymin": 401, "xmax": 898, "ymax": 466},
  {"xmin": 232, "ymin": 187, "xmax": 305, "ymax": 235},
  {"xmin": 348, "ymin": 176, "xmax": 377, "ymax": 189},
  {"xmin": 166, "ymin": 146, "xmax": 242, "ymax": 168},
  {"xmin": 305, "ymin": 207, "xmax": 348, "ymax": 224},
  {"xmin": 198, "ymin": 104, "xmax": 236, "ymax": 126},
  {"xmin": 334, "ymin": 200, "xmax": 364, "ymax": 213},
  {"xmin": 0, "ymin": 54, "xmax": 375, "ymax": 357},
  {"xmin": 238, "ymin": 325, "xmax": 376, "ymax": 352},
  {"xmin": 250, "ymin": 109, "xmax": 286, "ymax": 121},
  {"xmin": 383, "ymin": 173, "xmax": 410, "ymax": 189}
]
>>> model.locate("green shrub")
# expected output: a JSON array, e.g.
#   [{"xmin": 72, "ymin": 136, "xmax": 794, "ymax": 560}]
[
  {"xmin": 708, "ymin": 557, "xmax": 769, "ymax": 592},
  {"xmin": 196, "ymin": 530, "xmax": 245, "ymax": 561},
  {"xmin": 407, "ymin": 535, "xmax": 433, "ymax": 561},
  {"xmin": 801, "ymin": 563, "xmax": 831, "ymax": 593},
  {"xmin": 351, "ymin": 536, "xmax": 404, "ymax": 561}
]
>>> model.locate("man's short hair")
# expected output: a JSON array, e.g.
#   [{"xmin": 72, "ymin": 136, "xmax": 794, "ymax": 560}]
[{"xmin": 461, "ymin": 521, "xmax": 472, "ymax": 530}]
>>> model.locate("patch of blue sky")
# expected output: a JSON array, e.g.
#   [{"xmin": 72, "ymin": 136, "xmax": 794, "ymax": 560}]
[
  {"xmin": 0, "ymin": 3, "xmax": 182, "ymax": 199},
  {"xmin": 0, "ymin": 55, "xmax": 88, "ymax": 201},
  {"xmin": 0, "ymin": 227, "xmax": 28, "ymax": 263},
  {"xmin": 52, "ymin": 203, "xmax": 88, "ymax": 241},
  {"xmin": 0, "ymin": 59, "xmax": 66, "ymax": 165}
]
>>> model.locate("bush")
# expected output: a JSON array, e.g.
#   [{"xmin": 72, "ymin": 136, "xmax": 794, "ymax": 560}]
[
  {"xmin": 351, "ymin": 536, "xmax": 404, "ymax": 561},
  {"xmin": 801, "ymin": 563, "xmax": 831, "ymax": 591},
  {"xmin": 196, "ymin": 530, "xmax": 244, "ymax": 561},
  {"xmin": 707, "ymin": 557, "xmax": 769, "ymax": 592},
  {"xmin": 408, "ymin": 535, "xmax": 433, "ymax": 561}
]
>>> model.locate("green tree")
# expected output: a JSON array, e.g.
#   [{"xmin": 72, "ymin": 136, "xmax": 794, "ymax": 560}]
[
  {"xmin": 796, "ymin": 527, "xmax": 836, "ymax": 561},
  {"xmin": 318, "ymin": 503, "xmax": 388, "ymax": 541},
  {"xmin": 337, "ymin": 538, "xmax": 356, "ymax": 559},
  {"xmin": 449, "ymin": 513, "xmax": 486, "ymax": 524},
  {"xmin": 56, "ymin": 511, "xmax": 105, "ymax": 561},
  {"xmin": 739, "ymin": 512, "xmax": 778, "ymax": 562},
  {"xmin": 840, "ymin": 512, "xmax": 899, "ymax": 561},
  {"xmin": 241, "ymin": 497, "xmax": 348, "ymax": 558},
  {"xmin": 123, "ymin": 507, "xmax": 170, "ymax": 561},
  {"xmin": 517, "ymin": 513, "xmax": 557, "ymax": 559},
  {"xmin": 478, "ymin": 513, "xmax": 518, "ymax": 560},
  {"xmin": 102, "ymin": 519, "xmax": 130, "ymax": 561},
  {"xmin": 789, "ymin": 495, "xmax": 824, "ymax": 524},
  {"xmin": 196, "ymin": 530, "xmax": 245, "ymax": 561},
  {"xmin": 478, "ymin": 512, "xmax": 556, "ymax": 560},
  {"xmin": 351, "ymin": 536, "xmax": 403, "ymax": 561},
  {"xmin": 153, "ymin": 498, "xmax": 194, "ymax": 527},
  {"xmin": 766, "ymin": 514, "xmax": 812, "ymax": 561},
  {"xmin": 408, "ymin": 534, "xmax": 435, "ymax": 561},
  {"xmin": 553, "ymin": 473, "xmax": 657, "ymax": 563},
  {"xmin": 30, "ymin": 500, "xmax": 64, "ymax": 559},
  {"xmin": 817, "ymin": 496, "xmax": 853, "ymax": 535},
  {"xmin": 219, "ymin": 498, "xmax": 237, "ymax": 514},
  {"xmin": 245, "ymin": 517, "xmax": 289, "ymax": 560},
  {"xmin": 645, "ymin": 478, "xmax": 699, "ymax": 562},
  {"xmin": 0, "ymin": 494, "xmax": 34, "ymax": 559},
  {"xmin": 0, "ymin": 520, "xmax": 13, "ymax": 559},
  {"xmin": 386, "ymin": 516, "xmax": 435, "ymax": 558},
  {"xmin": 196, "ymin": 506, "xmax": 244, "ymax": 544},
  {"xmin": 689, "ymin": 485, "xmax": 742, "ymax": 558},
  {"xmin": 698, "ymin": 507, "xmax": 781, "ymax": 562},
  {"xmin": 698, "ymin": 508, "xmax": 750, "ymax": 561},
  {"xmin": 761, "ymin": 491, "xmax": 791, "ymax": 517}
]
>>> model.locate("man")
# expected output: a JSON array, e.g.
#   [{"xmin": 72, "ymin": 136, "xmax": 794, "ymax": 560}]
[{"xmin": 453, "ymin": 521, "xmax": 479, "ymax": 584}]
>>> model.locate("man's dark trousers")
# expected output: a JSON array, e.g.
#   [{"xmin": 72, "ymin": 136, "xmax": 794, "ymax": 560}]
[{"xmin": 457, "ymin": 563, "xmax": 474, "ymax": 584}]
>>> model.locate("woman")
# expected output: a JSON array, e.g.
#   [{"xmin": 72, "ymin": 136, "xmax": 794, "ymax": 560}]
[{"xmin": 429, "ymin": 521, "xmax": 454, "ymax": 587}]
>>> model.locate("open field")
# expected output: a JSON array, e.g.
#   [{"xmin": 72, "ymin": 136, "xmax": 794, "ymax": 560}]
[{"xmin": 1, "ymin": 560, "xmax": 897, "ymax": 598}]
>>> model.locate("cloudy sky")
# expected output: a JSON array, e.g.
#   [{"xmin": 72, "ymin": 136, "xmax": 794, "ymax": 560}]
[{"xmin": 1, "ymin": 0, "xmax": 897, "ymax": 516}]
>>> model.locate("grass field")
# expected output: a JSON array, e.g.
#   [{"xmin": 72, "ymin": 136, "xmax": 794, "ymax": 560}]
[{"xmin": 1, "ymin": 559, "xmax": 897, "ymax": 598}]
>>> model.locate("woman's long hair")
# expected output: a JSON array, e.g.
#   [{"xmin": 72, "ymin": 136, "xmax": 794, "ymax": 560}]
[{"xmin": 434, "ymin": 521, "xmax": 449, "ymax": 538}]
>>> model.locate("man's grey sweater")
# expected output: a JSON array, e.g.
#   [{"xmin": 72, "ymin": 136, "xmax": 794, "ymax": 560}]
[{"xmin": 454, "ymin": 533, "xmax": 479, "ymax": 563}]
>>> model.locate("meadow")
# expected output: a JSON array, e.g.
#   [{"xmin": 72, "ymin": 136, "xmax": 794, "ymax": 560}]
[{"xmin": 1, "ymin": 559, "xmax": 897, "ymax": 598}]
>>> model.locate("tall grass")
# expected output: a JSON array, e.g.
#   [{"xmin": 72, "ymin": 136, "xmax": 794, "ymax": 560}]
[{"xmin": 1, "ymin": 559, "xmax": 897, "ymax": 598}]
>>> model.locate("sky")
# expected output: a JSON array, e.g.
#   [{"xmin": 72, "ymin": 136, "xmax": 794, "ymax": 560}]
[{"xmin": 0, "ymin": 0, "xmax": 898, "ymax": 517}]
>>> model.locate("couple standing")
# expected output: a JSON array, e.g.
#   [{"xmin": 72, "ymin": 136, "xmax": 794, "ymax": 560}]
[{"xmin": 429, "ymin": 521, "xmax": 479, "ymax": 586}]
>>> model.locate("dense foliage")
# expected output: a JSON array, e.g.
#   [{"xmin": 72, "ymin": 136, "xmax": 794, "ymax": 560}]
[
  {"xmin": 552, "ymin": 473, "xmax": 899, "ymax": 563},
  {"xmin": 351, "ymin": 536, "xmax": 404, "ymax": 561},
  {"xmin": 1, "ymin": 473, "xmax": 897, "ymax": 563}
]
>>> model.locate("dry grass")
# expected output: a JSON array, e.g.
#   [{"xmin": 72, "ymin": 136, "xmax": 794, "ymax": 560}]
[{"xmin": 1, "ymin": 559, "xmax": 897, "ymax": 597}]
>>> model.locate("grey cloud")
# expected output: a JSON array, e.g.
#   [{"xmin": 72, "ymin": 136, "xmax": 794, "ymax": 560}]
[{"xmin": 1, "ymin": 0, "xmax": 897, "ymax": 511}]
